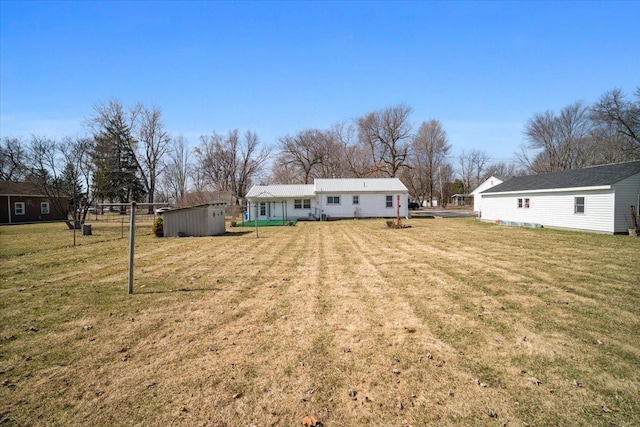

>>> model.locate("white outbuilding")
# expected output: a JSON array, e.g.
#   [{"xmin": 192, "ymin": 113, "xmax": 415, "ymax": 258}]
[
  {"xmin": 470, "ymin": 175, "xmax": 504, "ymax": 214},
  {"xmin": 161, "ymin": 203, "xmax": 227, "ymax": 237},
  {"xmin": 479, "ymin": 161, "xmax": 640, "ymax": 234}
]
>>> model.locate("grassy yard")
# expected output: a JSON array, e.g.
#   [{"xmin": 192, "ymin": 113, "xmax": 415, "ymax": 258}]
[{"xmin": 1, "ymin": 218, "xmax": 639, "ymax": 426}]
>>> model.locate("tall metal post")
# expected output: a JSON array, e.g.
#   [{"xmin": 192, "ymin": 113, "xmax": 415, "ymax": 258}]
[
  {"xmin": 128, "ymin": 201, "xmax": 136, "ymax": 294},
  {"xmin": 255, "ymin": 202, "xmax": 259, "ymax": 238}
]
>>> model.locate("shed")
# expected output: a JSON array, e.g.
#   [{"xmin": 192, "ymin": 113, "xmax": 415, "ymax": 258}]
[
  {"xmin": 161, "ymin": 203, "xmax": 227, "ymax": 237},
  {"xmin": 479, "ymin": 161, "xmax": 640, "ymax": 234}
]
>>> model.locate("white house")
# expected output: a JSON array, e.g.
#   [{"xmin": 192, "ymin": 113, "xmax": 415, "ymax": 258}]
[
  {"xmin": 471, "ymin": 175, "xmax": 504, "ymax": 214},
  {"xmin": 479, "ymin": 161, "xmax": 640, "ymax": 234},
  {"xmin": 245, "ymin": 178, "xmax": 409, "ymax": 221}
]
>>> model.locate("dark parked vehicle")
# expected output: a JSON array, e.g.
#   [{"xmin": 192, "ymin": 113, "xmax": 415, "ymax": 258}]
[{"xmin": 408, "ymin": 201, "xmax": 420, "ymax": 210}]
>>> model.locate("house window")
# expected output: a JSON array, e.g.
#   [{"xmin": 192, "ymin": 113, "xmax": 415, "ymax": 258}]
[
  {"xmin": 352, "ymin": 195, "xmax": 359, "ymax": 205},
  {"xmin": 41, "ymin": 202, "xmax": 50, "ymax": 214},
  {"xmin": 574, "ymin": 197, "xmax": 585, "ymax": 214},
  {"xmin": 524, "ymin": 198, "xmax": 530, "ymax": 208},
  {"xmin": 15, "ymin": 202, "xmax": 25, "ymax": 215},
  {"xmin": 386, "ymin": 195, "xmax": 393, "ymax": 208},
  {"xmin": 294, "ymin": 199, "xmax": 311, "ymax": 209},
  {"xmin": 259, "ymin": 202, "xmax": 266, "ymax": 216},
  {"xmin": 327, "ymin": 196, "xmax": 340, "ymax": 205},
  {"xmin": 517, "ymin": 198, "xmax": 523, "ymax": 208}
]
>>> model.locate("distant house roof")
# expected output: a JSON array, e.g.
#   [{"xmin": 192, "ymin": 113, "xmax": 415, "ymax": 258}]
[
  {"xmin": 246, "ymin": 184, "xmax": 315, "ymax": 199},
  {"xmin": 482, "ymin": 161, "xmax": 640, "ymax": 194},
  {"xmin": 314, "ymin": 178, "xmax": 408, "ymax": 193},
  {"xmin": 0, "ymin": 181, "xmax": 46, "ymax": 196}
]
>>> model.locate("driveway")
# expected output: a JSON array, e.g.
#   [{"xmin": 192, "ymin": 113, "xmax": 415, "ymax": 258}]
[{"xmin": 410, "ymin": 208, "xmax": 476, "ymax": 219}]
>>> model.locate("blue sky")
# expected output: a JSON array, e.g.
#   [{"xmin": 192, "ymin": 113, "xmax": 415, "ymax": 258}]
[{"xmin": 1, "ymin": 1, "xmax": 639, "ymax": 163}]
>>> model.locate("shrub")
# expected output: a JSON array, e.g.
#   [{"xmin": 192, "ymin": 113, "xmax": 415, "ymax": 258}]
[{"xmin": 151, "ymin": 216, "xmax": 163, "ymax": 237}]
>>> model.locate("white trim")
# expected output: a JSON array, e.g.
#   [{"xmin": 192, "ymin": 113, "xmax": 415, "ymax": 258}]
[{"xmin": 484, "ymin": 185, "xmax": 611, "ymax": 196}]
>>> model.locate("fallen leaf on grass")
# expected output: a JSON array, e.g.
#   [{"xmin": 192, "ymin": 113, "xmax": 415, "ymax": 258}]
[{"xmin": 301, "ymin": 414, "xmax": 323, "ymax": 426}]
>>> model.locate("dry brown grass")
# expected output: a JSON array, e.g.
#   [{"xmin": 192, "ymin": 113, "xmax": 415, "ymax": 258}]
[{"xmin": 1, "ymin": 218, "xmax": 639, "ymax": 426}]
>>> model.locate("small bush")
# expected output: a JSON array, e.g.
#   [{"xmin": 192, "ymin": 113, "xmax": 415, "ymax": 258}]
[{"xmin": 151, "ymin": 216, "xmax": 163, "ymax": 237}]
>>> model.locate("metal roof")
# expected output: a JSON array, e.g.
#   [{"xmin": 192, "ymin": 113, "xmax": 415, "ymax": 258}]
[
  {"xmin": 482, "ymin": 161, "xmax": 640, "ymax": 194},
  {"xmin": 314, "ymin": 178, "xmax": 408, "ymax": 193},
  {"xmin": 245, "ymin": 184, "xmax": 315, "ymax": 199}
]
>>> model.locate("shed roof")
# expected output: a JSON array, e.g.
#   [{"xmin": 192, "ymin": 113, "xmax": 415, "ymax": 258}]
[
  {"xmin": 314, "ymin": 178, "xmax": 408, "ymax": 193},
  {"xmin": 482, "ymin": 161, "xmax": 640, "ymax": 194},
  {"xmin": 161, "ymin": 203, "xmax": 227, "ymax": 215},
  {"xmin": 245, "ymin": 184, "xmax": 315, "ymax": 199}
]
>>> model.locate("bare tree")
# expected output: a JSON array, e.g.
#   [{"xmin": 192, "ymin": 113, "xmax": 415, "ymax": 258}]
[
  {"xmin": 195, "ymin": 129, "xmax": 270, "ymax": 204},
  {"xmin": 410, "ymin": 120, "xmax": 451, "ymax": 205},
  {"xmin": 234, "ymin": 130, "xmax": 270, "ymax": 202},
  {"xmin": 59, "ymin": 135, "xmax": 96, "ymax": 222},
  {"xmin": 276, "ymin": 129, "xmax": 329, "ymax": 183},
  {"xmin": 137, "ymin": 105, "xmax": 171, "ymax": 213},
  {"xmin": 459, "ymin": 149, "xmax": 490, "ymax": 193},
  {"xmin": 331, "ymin": 121, "xmax": 375, "ymax": 178},
  {"xmin": 357, "ymin": 103, "xmax": 413, "ymax": 177},
  {"xmin": 591, "ymin": 87, "xmax": 640, "ymax": 160},
  {"xmin": 161, "ymin": 134, "xmax": 191, "ymax": 205},
  {"xmin": 483, "ymin": 161, "xmax": 522, "ymax": 180},
  {"xmin": 18, "ymin": 135, "xmax": 74, "ymax": 224},
  {"xmin": 1, "ymin": 137, "xmax": 28, "ymax": 181},
  {"xmin": 519, "ymin": 102, "xmax": 594, "ymax": 173}
]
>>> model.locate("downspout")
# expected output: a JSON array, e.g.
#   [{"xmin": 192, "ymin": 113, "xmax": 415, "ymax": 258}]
[{"xmin": 7, "ymin": 195, "xmax": 11, "ymax": 224}]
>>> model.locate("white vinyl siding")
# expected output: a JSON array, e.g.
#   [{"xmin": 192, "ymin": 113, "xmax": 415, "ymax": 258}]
[
  {"xmin": 481, "ymin": 190, "xmax": 615, "ymax": 233},
  {"xmin": 320, "ymin": 193, "xmax": 408, "ymax": 218}
]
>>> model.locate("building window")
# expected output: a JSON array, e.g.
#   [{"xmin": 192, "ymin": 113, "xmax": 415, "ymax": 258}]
[
  {"xmin": 524, "ymin": 198, "xmax": 530, "ymax": 208},
  {"xmin": 386, "ymin": 195, "xmax": 393, "ymax": 208},
  {"xmin": 294, "ymin": 199, "xmax": 311, "ymax": 209},
  {"xmin": 15, "ymin": 202, "xmax": 25, "ymax": 215},
  {"xmin": 259, "ymin": 202, "xmax": 266, "ymax": 216},
  {"xmin": 41, "ymin": 202, "xmax": 50, "ymax": 214},
  {"xmin": 574, "ymin": 197, "xmax": 585, "ymax": 214},
  {"xmin": 517, "ymin": 198, "xmax": 523, "ymax": 208},
  {"xmin": 327, "ymin": 196, "xmax": 340, "ymax": 205},
  {"xmin": 352, "ymin": 195, "xmax": 359, "ymax": 205}
]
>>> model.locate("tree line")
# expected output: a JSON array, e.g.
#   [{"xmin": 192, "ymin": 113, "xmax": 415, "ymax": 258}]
[{"xmin": 1, "ymin": 87, "xmax": 638, "ymax": 220}]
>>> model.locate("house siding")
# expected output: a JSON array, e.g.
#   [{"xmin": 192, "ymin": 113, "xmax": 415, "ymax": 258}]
[
  {"xmin": 612, "ymin": 174, "xmax": 640, "ymax": 232},
  {"xmin": 247, "ymin": 198, "xmax": 316, "ymax": 221},
  {"xmin": 481, "ymin": 190, "xmax": 615, "ymax": 233},
  {"xmin": 471, "ymin": 176, "xmax": 503, "ymax": 213},
  {"xmin": 317, "ymin": 193, "xmax": 408, "ymax": 219}
]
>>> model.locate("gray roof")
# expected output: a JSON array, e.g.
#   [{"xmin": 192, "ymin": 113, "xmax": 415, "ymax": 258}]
[
  {"xmin": 245, "ymin": 184, "xmax": 315, "ymax": 199},
  {"xmin": 314, "ymin": 178, "xmax": 408, "ymax": 193},
  {"xmin": 482, "ymin": 161, "xmax": 640, "ymax": 194}
]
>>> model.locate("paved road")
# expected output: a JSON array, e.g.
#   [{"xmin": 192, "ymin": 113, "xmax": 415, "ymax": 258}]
[{"xmin": 410, "ymin": 209, "xmax": 476, "ymax": 218}]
